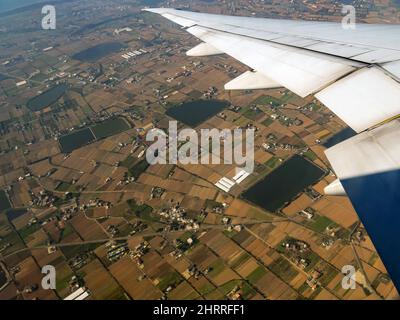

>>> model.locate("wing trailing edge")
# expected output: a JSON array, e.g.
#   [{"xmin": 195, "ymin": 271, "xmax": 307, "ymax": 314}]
[
  {"xmin": 186, "ymin": 42, "xmax": 223, "ymax": 56},
  {"xmin": 224, "ymin": 71, "xmax": 282, "ymax": 90}
]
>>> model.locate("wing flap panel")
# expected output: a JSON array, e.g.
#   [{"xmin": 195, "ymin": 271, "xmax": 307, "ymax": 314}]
[
  {"xmin": 187, "ymin": 26, "xmax": 355, "ymax": 97},
  {"xmin": 316, "ymin": 67, "xmax": 400, "ymax": 133}
]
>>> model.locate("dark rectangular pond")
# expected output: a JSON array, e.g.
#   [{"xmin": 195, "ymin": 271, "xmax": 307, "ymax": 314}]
[
  {"xmin": 91, "ymin": 118, "xmax": 131, "ymax": 139},
  {"xmin": 166, "ymin": 100, "xmax": 229, "ymax": 127},
  {"xmin": 59, "ymin": 128, "xmax": 96, "ymax": 154},
  {"xmin": 242, "ymin": 155, "xmax": 325, "ymax": 212},
  {"xmin": 323, "ymin": 127, "xmax": 356, "ymax": 148},
  {"xmin": 0, "ymin": 73, "xmax": 9, "ymax": 81},
  {"xmin": 0, "ymin": 190, "xmax": 11, "ymax": 212},
  {"xmin": 27, "ymin": 83, "xmax": 68, "ymax": 112},
  {"xmin": 5, "ymin": 208, "xmax": 28, "ymax": 221},
  {"xmin": 59, "ymin": 118, "xmax": 132, "ymax": 153},
  {"xmin": 72, "ymin": 42, "xmax": 126, "ymax": 62}
]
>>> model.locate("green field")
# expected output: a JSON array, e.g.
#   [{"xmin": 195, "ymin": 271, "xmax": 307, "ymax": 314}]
[
  {"xmin": 242, "ymin": 105, "xmax": 263, "ymax": 121},
  {"xmin": 127, "ymin": 199, "xmax": 155, "ymax": 221},
  {"xmin": 157, "ymin": 272, "xmax": 183, "ymax": 291},
  {"xmin": 265, "ymin": 156, "xmax": 282, "ymax": 169},
  {"xmin": 56, "ymin": 182, "xmax": 80, "ymax": 193},
  {"xmin": 230, "ymin": 252, "xmax": 251, "ymax": 270},
  {"xmin": 305, "ymin": 215, "xmax": 336, "ymax": 233},
  {"xmin": 303, "ymin": 150, "xmax": 318, "ymax": 161},
  {"xmin": 247, "ymin": 266, "xmax": 267, "ymax": 284},
  {"xmin": 0, "ymin": 231, "xmax": 25, "ymax": 256},
  {"xmin": 261, "ymin": 117, "xmax": 273, "ymax": 127},
  {"xmin": 268, "ymin": 256, "xmax": 299, "ymax": 283},
  {"xmin": 128, "ymin": 159, "xmax": 150, "ymax": 179},
  {"xmin": 254, "ymin": 95, "xmax": 281, "ymax": 107}
]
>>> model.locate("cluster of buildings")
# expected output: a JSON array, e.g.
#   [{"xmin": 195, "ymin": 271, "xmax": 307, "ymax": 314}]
[
  {"xmin": 150, "ymin": 187, "xmax": 165, "ymax": 199},
  {"xmin": 294, "ymin": 256, "xmax": 310, "ymax": 270},
  {"xmin": 106, "ymin": 241, "xmax": 129, "ymax": 262},
  {"xmin": 228, "ymin": 105, "xmax": 242, "ymax": 113},
  {"xmin": 106, "ymin": 224, "xmax": 120, "ymax": 237},
  {"xmin": 69, "ymin": 253, "xmax": 90, "ymax": 270},
  {"xmin": 172, "ymin": 235, "xmax": 197, "ymax": 257},
  {"xmin": 129, "ymin": 241, "xmax": 150, "ymax": 268},
  {"xmin": 29, "ymin": 190, "xmax": 58, "ymax": 208},
  {"xmin": 306, "ymin": 270, "xmax": 323, "ymax": 291},
  {"xmin": 304, "ymin": 187, "xmax": 322, "ymax": 201},
  {"xmin": 269, "ymin": 113, "xmax": 304, "ymax": 127},
  {"xmin": 221, "ymin": 216, "xmax": 243, "ymax": 233},
  {"xmin": 166, "ymin": 68, "xmax": 192, "ymax": 83},
  {"xmin": 59, "ymin": 199, "xmax": 79, "ymax": 216},
  {"xmin": 80, "ymin": 198, "xmax": 113, "ymax": 211},
  {"xmin": 158, "ymin": 204, "xmax": 200, "ymax": 232},
  {"xmin": 227, "ymin": 285, "xmax": 243, "ymax": 300},
  {"xmin": 203, "ymin": 86, "xmax": 218, "ymax": 99},
  {"xmin": 281, "ymin": 239, "xmax": 310, "ymax": 254},
  {"xmin": 184, "ymin": 264, "xmax": 202, "ymax": 280},
  {"xmin": 128, "ymin": 220, "xmax": 147, "ymax": 236},
  {"xmin": 117, "ymin": 174, "xmax": 136, "ymax": 186}
]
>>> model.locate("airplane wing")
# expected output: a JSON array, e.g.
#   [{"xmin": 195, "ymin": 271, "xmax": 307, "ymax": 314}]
[{"xmin": 144, "ymin": 8, "xmax": 400, "ymax": 291}]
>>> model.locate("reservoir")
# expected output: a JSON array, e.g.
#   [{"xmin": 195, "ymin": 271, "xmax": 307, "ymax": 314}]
[
  {"xmin": 242, "ymin": 155, "xmax": 325, "ymax": 212},
  {"xmin": 59, "ymin": 118, "xmax": 131, "ymax": 153},
  {"xmin": 59, "ymin": 128, "xmax": 96, "ymax": 154},
  {"xmin": 72, "ymin": 42, "xmax": 126, "ymax": 62},
  {"xmin": 27, "ymin": 84, "xmax": 68, "ymax": 112},
  {"xmin": 166, "ymin": 100, "xmax": 229, "ymax": 127},
  {"xmin": 91, "ymin": 118, "xmax": 131, "ymax": 139},
  {"xmin": 323, "ymin": 127, "xmax": 356, "ymax": 148}
]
